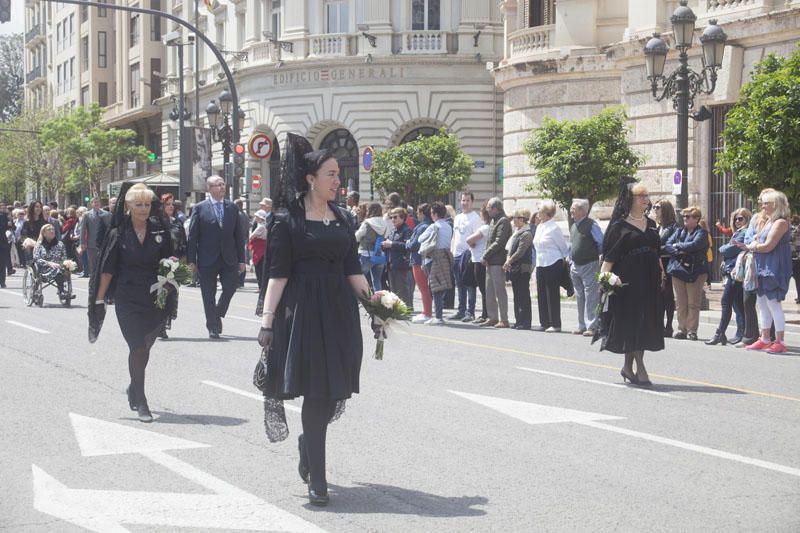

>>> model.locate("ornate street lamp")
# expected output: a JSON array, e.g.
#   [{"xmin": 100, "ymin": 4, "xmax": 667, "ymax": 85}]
[
  {"xmin": 206, "ymin": 90, "xmax": 246, "ymax": 197},
  {"xmin": 644, "ymin": 0, "xmax": 727, "ymax": 209}
]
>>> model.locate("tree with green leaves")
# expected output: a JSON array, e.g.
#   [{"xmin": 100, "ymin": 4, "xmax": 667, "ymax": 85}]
[
  {"xmin": 523, "ymin": 106, "xmax": 644, "ymax": 215},
  {"xmin": 0, "ymin": 34, "xmax": 23, "ymax": 122},
  {"xmin": 0, "ymin": 109, "xmax": 59, "ymax": 202},
  {"xmin": 370, "ymin": 128, "xmax": 473, "ymax": 204},
  {"xmin": 716, "ymin": 45, "xmax": 800, "ymax": 208},
  {"xmin": 39, "ymin": 103, "xmax": 150, "ymax": 196}
]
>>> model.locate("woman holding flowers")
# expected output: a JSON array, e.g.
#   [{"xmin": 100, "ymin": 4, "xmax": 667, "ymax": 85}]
[
  {"xmin": 596, "ymin": 178, "xmax": 664, "ymax": 386},
  {"xmin": 89, "ymin": 183, "xmax": 173, "ymax": 423},
  {"xmin": 255, "ymin": 133, "xmax": 370, "ymax": 507},
  {"xmin": 33, "ymin": 224, "xmax": 74, "ymax": 300}
]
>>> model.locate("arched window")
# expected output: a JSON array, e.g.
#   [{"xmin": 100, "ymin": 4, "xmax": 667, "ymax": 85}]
[
  {"xmin": 400, "ymin": 126, "xmax": 438, "ymax": 145},
  {"xmin": 320, "ymin": 128, "xmax": 359, "ymax": 193},
  {"xmin": 412, "ymin": 0, "xmax": 440, "ymax": 31}
]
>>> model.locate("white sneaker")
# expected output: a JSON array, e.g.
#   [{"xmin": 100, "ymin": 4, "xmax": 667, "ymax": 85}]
[
  {"xmin": 545, "ymin": 326, "xmax": 561, "ymax": 333},
  {"xmin": 412, "ymin": 314, "xmax": 432, "ymax": 324},
  {"xmin": 425, "ymin": 318, "xmax": 445, "ymax": 325}
]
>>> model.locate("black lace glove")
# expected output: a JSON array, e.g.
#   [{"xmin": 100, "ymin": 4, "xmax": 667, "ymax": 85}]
[
  {"xmin": 370, "ymin": 316, "xmax": 383, "ymax": 339},
  {"xmin": 94, "ymin": 302, "xmax": 106, "ymax": 323},
  {"xmin": 258, "ymin": 327, "xmax": 273, "ymax": 348}
]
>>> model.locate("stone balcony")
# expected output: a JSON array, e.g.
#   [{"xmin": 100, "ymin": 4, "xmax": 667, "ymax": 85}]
[
  {"xmin": 508, "ymin": 24, "xmax": 556, "ymax": 60},
  {"xmin": 698, "ymin": 0, "xmax": 796, "ymax": 20},
  {"xmin": 309, "ymin": 33, "xmax": 353, "ymax": 57},
  {"xmin": 400, "ymin": 30, "xmax": 447, "ymax": 54}
]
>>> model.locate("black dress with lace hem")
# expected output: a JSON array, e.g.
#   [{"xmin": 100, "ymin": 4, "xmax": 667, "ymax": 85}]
[{"xmin": 254, "ymin": 197, "xmax": 362, "ymax": 442}]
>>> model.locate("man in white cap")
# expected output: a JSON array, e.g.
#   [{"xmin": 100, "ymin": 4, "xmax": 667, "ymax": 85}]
[{"xmin": 259, "ymin": 197, "xmax": 273, "ymax": 226}]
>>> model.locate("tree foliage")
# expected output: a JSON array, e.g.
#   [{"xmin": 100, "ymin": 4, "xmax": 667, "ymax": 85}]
[
  {"xmin": 0, "ymin": 109, "xmax": 59, "ymax": 202},
  {"xmin": 39, "ymin": 104, "xmax": 149, "ymax": 195},
  {"xmin": 523, "ymin": 106, "xmax": 644, "ymax": 212},
  {"xmin": 370, "ymin": 128, "xmax": 473, "ymax": 203},
  {"xmin": 0, "ymin": 34, "xmax": 23, "ymax": 122},
  {"xmin": 716, "ymin": 44, "xmax": 800, "ymax": 208}
]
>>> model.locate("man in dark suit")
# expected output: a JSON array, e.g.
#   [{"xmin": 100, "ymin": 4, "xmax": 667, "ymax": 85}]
[
  {"xmin": 78, "ymin": 197, "xmax": 111, "ymax": 277},
  {"xmin": 187, "ymin": 175, "xmax": 246, "ymax": 338},
  {"xmin": 0, "ymin": 203, "xmax": 11, "ymax": 288}
]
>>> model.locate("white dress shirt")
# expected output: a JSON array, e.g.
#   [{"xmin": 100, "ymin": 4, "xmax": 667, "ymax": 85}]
[
  {"xmin": 532, "ymin": 219, "xmax": 568, "ymax": 267},
  {"xmin": 452, "ymin": 210, "xmax": 482, "ymax": 256}
]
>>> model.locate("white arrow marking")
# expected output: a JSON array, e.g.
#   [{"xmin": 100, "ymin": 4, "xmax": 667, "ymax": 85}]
[
  {"xmin": 452, "ymin": 390, "xmax": 800, "ymax": 478},
  {"xmin": 33, "ymin": 414, "xmax": 325, "ymax": 532},
  {"xmin": 6, "ymin": 320, "xmax": 50, "ymax": 334}
]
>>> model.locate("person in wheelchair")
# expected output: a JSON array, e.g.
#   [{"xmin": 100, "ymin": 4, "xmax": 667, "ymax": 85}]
[{"xmin": 33, "ymin": 224, "xmax": 75, "ymax": 300}]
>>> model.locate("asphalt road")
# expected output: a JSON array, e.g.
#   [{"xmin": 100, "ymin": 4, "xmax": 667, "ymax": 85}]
[{"xmin": 1, "ymin": 273, "xmax": 799, "ymax": 532}]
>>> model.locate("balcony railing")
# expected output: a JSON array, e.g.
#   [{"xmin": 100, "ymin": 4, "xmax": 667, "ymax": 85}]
[
  {"xmin": 509, "ymin": 24, "xmax": 555, "ymax": 59},
  {"xmin": 706, "ymin": 0, "xmax": 757, "ymax": 11},
  {"xmin": 310, "ymin": 34, "xmax": 350, "ymax": 57},
  {"xmin": 401, "ymin": 31, "xmax": 445, "ymax": 54},
  {"xmin": 25, "ymin": 66, "xmax": 42, "ymax": 84},
  {"xmin": 25, "ymin": 24, "xmax": 41, "ymax": 43},
  {"xmin": 247, "ymin": 41, "xmax": 277, "ymax": 64}
]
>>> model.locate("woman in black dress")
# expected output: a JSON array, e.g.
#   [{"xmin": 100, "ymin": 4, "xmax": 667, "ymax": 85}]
[
  {"xmin": 596, "ymin": 178, "xmax": 664, "ymax": 386},
  {"xmin": 89, "ymin": 183, "xmax": 173, "ymax": 422},
  {"xmin": 158, "ymin": 193, "xmax": 187, "ymax": 339},
  {"xmin": 653, "ymin": 199, "xmax": 678, "ymax": 337},
  {"xmin": 255, "ymin": 133, "xmax": 370, "ymax": 506}
]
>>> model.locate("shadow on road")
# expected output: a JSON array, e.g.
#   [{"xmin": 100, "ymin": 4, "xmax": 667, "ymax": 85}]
[
  {"xmin": 119, "ymin": 411, "xmax": 249, "ymax": 426},
  {"xmin": 161, "ymin": 335, "xmax": 254, "ymax": 343},
  {"xmin": 309, "ymin": 482, "xmax": 488, "ymax": 516},
  {"xmin": 648, "ymin": 384, "xmax": 745, "ymax": 394}
]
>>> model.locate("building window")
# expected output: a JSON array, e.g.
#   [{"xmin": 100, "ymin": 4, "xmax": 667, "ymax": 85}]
[
  {"xmin": 98, "ymin": 31, "xmax": 107, "ymax": 67},
  {"xmin": 68, "ymin": 13, "xmax": 74, "ymax": 45},
  {"xmin": 56, "ymin": 21, "xmax": 62, "ymax": 52},
  {"xmin": 130, "ymin": 62, "xmax": 140, "ymax": 107},
  {"xmin": 412, "ymin": 0, "xmax": 440, "ymax": 31},
  {"xmin": 527, "ymin": 0, "xmax": 555, "ymax": 28},
  {"xmin": 150, "ymin": 58, "xmax": 161, "ymax": 103},
  {"xmin": 81, "ymin": 85, "xmax": 89, "ymax": 107},
  {"xmin": 98, "ymin": 3, "xmax": 107, "ymax": 17},
  {"xmin": 236, "ymin": 13, "xmax": 245, "ymax": 49},
  {"xmin": 319, "ymin": 128, "xmax": 359, "ymax": 195},
  {"xmin": 325, "ymin": 0, "xmax": 349, "ymax": 33},
  {"xmin": 98, "ymin": 81, "xmax": 108, "ymax": 106},
  {"xmin": 69, "ymin": 57, "xmax": 75, "ymax": 90},
  {"xmin": 81, "ymin": 35, "xmax": 88, "ymax": 71},
  {"xmin": 80, "ymin": 3, "xmax": 88, "ymax": 23},
  {"xmin": 215, "ymin": 21, "xmax": 225, "ymax": 48},
  {"xmin": 130, "ymin": 13, "xmax": 140, "ymax": 47},
  {"xmin": 150, "ymin": 0, "xmax": 161, "ymax": 41},
  {"xmin": 271, "ymin": 0, "xmax": 281, "ymax": 37},
  {"xmin": 56, "ymin": 64, "xmax": 62, "ymax": 95}
]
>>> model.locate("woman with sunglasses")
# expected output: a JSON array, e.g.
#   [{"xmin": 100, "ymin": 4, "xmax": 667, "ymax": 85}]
[
  {"xmin": 664, "ymin": 206, "xmax": 709, "ymax": 341},
  {"xmin": 706, "ymin": 208, "xmax": 751, "ymax": 346},
  {"xmin": 737, "ymin": 189, "xmax": 792, "ymax": 354},
  {"xmin": 653, "ymin": 200, "xmax": 678, "ymax": 337}
]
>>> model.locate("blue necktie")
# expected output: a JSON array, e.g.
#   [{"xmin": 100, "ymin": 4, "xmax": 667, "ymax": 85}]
[{"xmin": 214, "ymin": 202, "xmax": 224, "ymax": 228}]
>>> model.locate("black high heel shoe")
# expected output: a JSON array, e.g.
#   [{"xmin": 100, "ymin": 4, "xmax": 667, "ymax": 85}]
[
  {"xmin": 298, "ymin": 434, "xmax": 309, "ymax": 484},
  {"xmin": 307, "ymin": 485, "xmax": 329, "ymax": 506},
  {"xmin": 620, "ymin": 369, "xmax": 639, "ymax": 384},
  {"xmin": 126, "ymin": 386, "xmax": 138, "ymax": 411},
  {"xmin": 705, "ymin": 332, "xmax": 727, "ymax": 346},
  {"xmin": 137, "ymin": 402, "xmax": 153, "ymax": 423}
]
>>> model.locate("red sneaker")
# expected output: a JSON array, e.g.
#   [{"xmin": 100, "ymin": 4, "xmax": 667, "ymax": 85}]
[
  {"xmin": 746, "ymin": 339, "xmax": 773, "ymax": 351},
  {"xmin": 766, "ymin": 341, "xmax": 787, "ymax": 354}
]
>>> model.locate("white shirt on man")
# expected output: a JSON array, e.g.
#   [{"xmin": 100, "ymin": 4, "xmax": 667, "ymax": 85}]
[{"xmin": 453, "ymin": 210, "xmax": 482, "ymax": 256}]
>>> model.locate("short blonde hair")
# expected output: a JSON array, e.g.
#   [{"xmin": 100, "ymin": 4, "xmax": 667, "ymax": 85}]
[
  {"xmin": 631, "ymin": 182, "xmax": 648, "ymax": 196},
  {"xmin": 539, "ymin": 199, "xmax": 557, "ymax": 218},
  {"xmin": 125, "ymin": 183, "xmax": 155, "ymax": 207},
  {"xmin": 38, "ymin": 224, "xmax": 55, "ymax": 242},
  {"xmin": 681, "ymin": 206, "xmax": 702, "ymax": 220},
  {"xmin": 512, "ymin": 207, "xmax": 531, "ymax": 221},
  {"xmin": 389, "ymin": 207, "xmax": 407, "ymax": 219}
]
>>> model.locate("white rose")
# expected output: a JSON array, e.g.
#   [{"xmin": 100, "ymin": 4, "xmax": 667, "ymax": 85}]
[
  {"xmin": 380, "ymin": 292, "xmax": 399, "ymax": 309},
  {"xmin": 609, "ymin": 273, "xmax": 621, "ymax": 286}
]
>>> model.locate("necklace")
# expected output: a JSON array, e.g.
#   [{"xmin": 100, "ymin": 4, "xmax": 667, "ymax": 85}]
[
  {"xmin": 627, "ymin": 213, "xmax": 645, "ymax": 222},
  {"xmin": 308, "ymin": 198, "xmax": 330, "ymax": 226},
  {"xmin": 134, "ymin": 226, "xmax": 146, "ymax": 242}
]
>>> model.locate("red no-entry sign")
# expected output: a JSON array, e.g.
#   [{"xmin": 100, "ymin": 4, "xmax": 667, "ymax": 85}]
[{"xmin": 252, "ymin": 174, "xmax": 262, "ymax": 190}]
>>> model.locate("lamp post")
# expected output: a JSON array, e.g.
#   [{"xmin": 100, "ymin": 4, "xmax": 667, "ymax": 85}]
[
  {"xmin": 644, "ymin": 0, "xmax": 727, "ymax": 210},
  {"xmin": 164, "ymin": 32, "xmax": 194, "ymax": 202},
  {"xmin": 206, "ymin": 89, "xmax": 246, "ymax": 198}
]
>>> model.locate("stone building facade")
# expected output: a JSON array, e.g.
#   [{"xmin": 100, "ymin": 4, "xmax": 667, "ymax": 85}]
[
  {"xmin": 159, "ymin": 0, "xmax": 505, "ymax": 206},
  {"xmin": 495, "ymin": 0, "xmax": 800, "ymax": 224}
]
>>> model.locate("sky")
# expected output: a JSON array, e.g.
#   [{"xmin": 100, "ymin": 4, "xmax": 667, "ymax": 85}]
[{"xmin": 1, "ymin": 1, "xmax": 26, "ymax": 37}]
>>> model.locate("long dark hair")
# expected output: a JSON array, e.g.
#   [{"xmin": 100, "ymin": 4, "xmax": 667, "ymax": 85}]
[
  {"xmin": 655, "ymin": 199, "xmax": 677, "ymax": 227},
  {"xmin": 27, "ymin": 200, "xmax": 43, "ymax": 221}
]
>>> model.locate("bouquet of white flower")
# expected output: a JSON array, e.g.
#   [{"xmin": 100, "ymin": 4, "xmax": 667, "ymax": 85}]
[
  {"xmin": 595, "ymin": 271, "xmax": 626, "ymax": 315},
  {"xmin": 61, "ymin": 260, "xmax": 78, "ymax": 273},
  {"xmin": 151, "ymin": 257, "xmax": 192, "ymax": 309},
  {"xmin": 358, "ymin": 290, "xmax": 411, "ymax": 360}
]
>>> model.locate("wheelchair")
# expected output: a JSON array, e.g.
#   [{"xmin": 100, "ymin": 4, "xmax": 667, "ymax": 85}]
[{"xmin": 21, "ymin": 253, "xmax": 73, "ymax": 308}]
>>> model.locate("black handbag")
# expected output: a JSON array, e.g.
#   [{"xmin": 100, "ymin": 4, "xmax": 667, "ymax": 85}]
[
  {"xmin": 559, "ymin": 259, "xmax": 574, "ymax": 297},
  {"xmin": 667, "ymin": 254, "xmax": 698, "ymax": 282}
]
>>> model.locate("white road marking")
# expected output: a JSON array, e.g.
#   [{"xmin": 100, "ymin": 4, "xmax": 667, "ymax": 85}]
[
  {"xmin": 0, "ymin": 288, "xmax": 23, "ymax": 298},
  {"xmin": 202, "ymin": 380, "xmax": 302, "ymax": 413},
  {"xmin": 517, "ymin": 367, "xmax": 681, "ymax": 398},
  {"xmin": 453, "ymin": 390, "xmax": 800, "ymax": 478},
  {"xmin": 33, "ymin": 414, "xmax": 325, "ymax": 532},
  {"xmin": 6, "ymin": 320, "xmax": 50, "ymax": 334},
  {"xmin": 226, "ymin": 315, "xmax": 262, "ymax": 323}
]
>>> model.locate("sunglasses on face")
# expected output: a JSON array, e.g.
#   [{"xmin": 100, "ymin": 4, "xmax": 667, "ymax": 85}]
[
  {"xmin": 734, "ymin": 216, "xmax": 745, "ymax": 222},
  {"xmin": 682, "ymin": 215, "xmax": 695, "ymax": 219}
]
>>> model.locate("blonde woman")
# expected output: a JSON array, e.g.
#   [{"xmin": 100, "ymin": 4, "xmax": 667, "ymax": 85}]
[
  {"xmin": 91, "ymin": 184, "xmax": 174, "ymax": 422},
  {"xmin": 532, "ymin": 200, "xmax": 568, "ymax": 332},
  {"xmin": 32, "ymin": 224, "xmax": 73, "ymax": 300},
  {"xmin": 737, "ymin": 189, "xmax": 792, "ymax": 354}
]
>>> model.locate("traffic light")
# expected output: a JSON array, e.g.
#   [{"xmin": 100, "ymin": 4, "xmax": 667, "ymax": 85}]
[
  {"xmin": 84, "ymin": 195, "xmax": 90, "ymax": 204},
  {"xmin": 232, "ymin": 143, "xmax": 245, "ymax": 178},
  {"xmin": 0, "ymin": 0, "xmax": 10, "ymax": 24},
  {"xmin": 148, "ymin": 152, "xmax": 157, "ymax": 162}
]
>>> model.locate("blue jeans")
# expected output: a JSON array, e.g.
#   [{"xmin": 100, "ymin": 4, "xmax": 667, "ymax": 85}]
[
  {"xmin": 454, "ymin": 253, "xmax": 476, "ymax": 314},
  {"xmin": 360, "ymin": 255, "xmax": 385, "ymax": 293},
  {"xmin": 433, "ymin": 290, "xmax": 445, "ymax": 319},
  {"xmin": 718, "ymin": 276, "xmax": 744, "ymax": 337}
]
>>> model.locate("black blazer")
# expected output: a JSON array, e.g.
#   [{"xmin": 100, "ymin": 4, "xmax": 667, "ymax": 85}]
[
  {"xmin": 187, "ymin": 199, "xmax": 246, "ymax": 267},
  {"xmin": 0, "ymin": 212, "xmax": 10, "ymax": 249}
]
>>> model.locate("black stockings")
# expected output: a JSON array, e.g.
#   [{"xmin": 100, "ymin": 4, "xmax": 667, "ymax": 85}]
[
  {"xmin": 128, "ymin": 332, "xmax": 157, "ymax": 406},
  {"xmin": 301, "ymin": 398, "xmax": 337, "ymax": 493}
]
